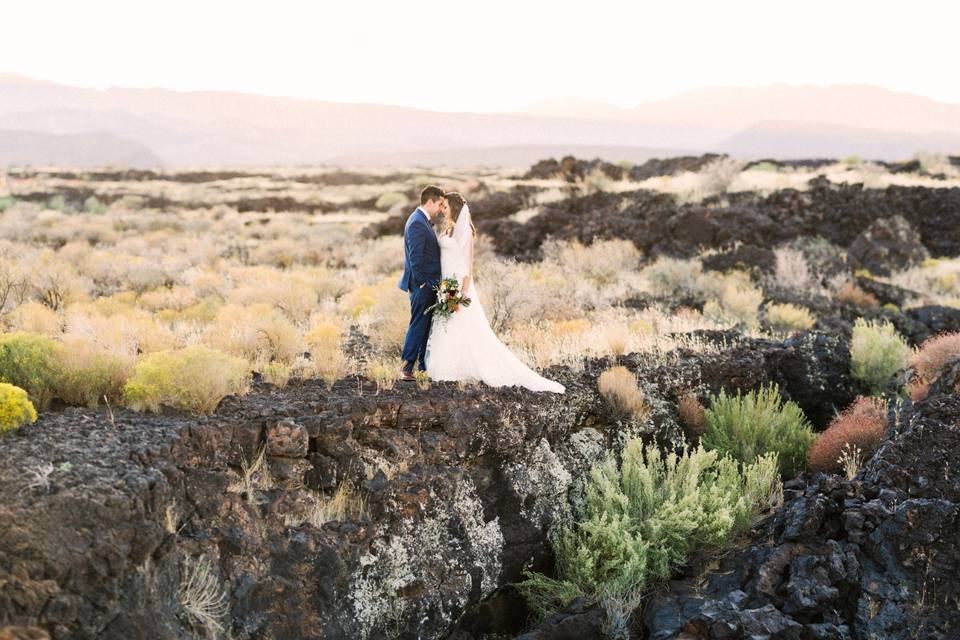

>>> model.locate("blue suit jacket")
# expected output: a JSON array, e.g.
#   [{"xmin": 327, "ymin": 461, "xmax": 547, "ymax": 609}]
[{"xmin": 398, "ymin": 208, "xmax": 442, "ymax": 292}]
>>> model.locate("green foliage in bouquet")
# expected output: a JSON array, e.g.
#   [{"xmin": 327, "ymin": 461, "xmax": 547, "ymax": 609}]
[
  {"xmin": 517, "ymin": 441, "xmax": 781, "ymax": 619},
  {"xmin": 425, "ymin": 277, "xmax": 472, "ymax": 319}
]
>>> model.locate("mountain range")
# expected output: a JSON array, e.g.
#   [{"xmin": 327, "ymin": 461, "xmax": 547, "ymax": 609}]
[{"xmin": 1, "ymin": 74, "xmax": 958, "ymax": 167}]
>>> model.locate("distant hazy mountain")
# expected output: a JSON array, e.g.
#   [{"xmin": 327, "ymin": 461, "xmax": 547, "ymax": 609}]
[
  {"xmin": 714, "ymin": 120, "xmax": 960, "ymax": 160},
  {"xmin": 521, "ymin": 85, "xmax": 960, "ymax": 134},
  {"xmin": 0, "ymin": 128, "xmax": 160, "ymax": 167},
  {"xmin": 331, "ymin": 144, "xmax": 695, "ymax": 168},
  {"xmin": 1, "ymin": 75, "xmax": 958, "ymax": 166}
]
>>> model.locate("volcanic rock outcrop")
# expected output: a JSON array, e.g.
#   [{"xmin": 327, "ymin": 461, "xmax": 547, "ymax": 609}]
[
  {"xmin": 643, "ymin": 363, "xmax": 960, "ymax": 640},
  {"xmin": 0, "ymin": 333, "xmax": 857, "ymax": 639}
]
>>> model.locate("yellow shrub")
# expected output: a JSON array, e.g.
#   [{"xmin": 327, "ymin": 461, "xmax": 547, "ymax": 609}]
[
  {"xmin": 935, "ymin": 273, "xmax": 958, "ymax": 293},
  {"xmin": 123, "ymin": 345, "xmax": 251, "ymax": 414},
  {"xmin": 260, "ymin": 361, "xmax": 291, "ymax": 388},
  {"xmin": 704, "ymin": 282, "xmax": 763, "ymax": 328},
  {"xmin": 156, "ymin": 295, "xmax": 223, "ymax": 325},
  {"xmin": 0, "ymin": 332, "xmax": 60, "ymax": 409},
  {"xmin": 597, "ymin": 324, "xmax": 631, "ymax": 358},
  {"xmin": 90, "ymin": 291, "xmax": 139, "ymax": 315},
  {"xmin": 227, "ymin": 270, "xmax": 321, "ymax": 323},
  {"xmin": 64, "ymin": 304, "xmax": 176, "ymax": 355},
  {"xmin": 7, "ymin": 302, "xmax": 61, "ymax": 336},
  {"xmin": 0, "ymin": 383, "xmax": 37, "ymax": 434},
  {"xmin": 340, "ymin": 286, "xmax": 378, "ymax": 318},
  {"xmin": 366, "ymin": 285, "xmax": 409, "ymax": 356},
  {"xmin": 304, "ymin": 312, "xmax": 351, "ymax": 385},
  {"xmin": 507, "ymin": 324, "xmax": 558, "ymax": 370},
  {"xmin": 553, "ymin": 319, "xmax": 591, "ymax": 335},
  {"xmin": 203, "ymin": 303, "xmax": 304, "ymax": 366},
  {"xmin": 765, "ymin": 303, "xmax": 815, "ymax": 333},
  {"xmin": 630, "ymin": 319, "xmax": 655, "ymax": 335},
  {"xmin": 137, "ymin": 286, "xmax": 199, "ymax": 312},
  {"xmin": 55, "ymin": 336, "xmax": 135, "ymax": 407},
  {"xmin": 366, "ymin": 358, "xmax": 401, "ymax": 393},
  {"xmin": 598, "ymin": 366, "xmax": 650, "ymax": 421}
]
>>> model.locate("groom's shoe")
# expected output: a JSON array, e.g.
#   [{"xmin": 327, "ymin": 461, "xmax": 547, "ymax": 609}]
[{"xmin": 399, "ymin": 370, "xmax": 416, "ymax": 382}]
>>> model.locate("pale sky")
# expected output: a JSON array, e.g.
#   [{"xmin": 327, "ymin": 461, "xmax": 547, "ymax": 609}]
[{"xmin": 2, "ymin": 0, "xmax": 958, "ymax": 113}]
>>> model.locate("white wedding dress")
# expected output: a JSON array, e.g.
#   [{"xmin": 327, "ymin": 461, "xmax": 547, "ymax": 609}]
[{"xmin": 425, "ymin": 205, "xmax": 565, "ymax": 393}]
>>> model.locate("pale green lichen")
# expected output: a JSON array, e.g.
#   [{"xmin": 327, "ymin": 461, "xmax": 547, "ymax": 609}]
[
  {"xmin": 505, "ymin": 438, "xmax": 573, "ymax": 531},
  {"xmin": 349, "ymin": 477, "xmax": 503, "ymax": 639}
]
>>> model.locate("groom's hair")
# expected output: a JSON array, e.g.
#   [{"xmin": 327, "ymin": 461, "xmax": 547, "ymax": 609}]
[{"xmin": 420, "ymin": 185, "xmax": 445, "ymax": 205}]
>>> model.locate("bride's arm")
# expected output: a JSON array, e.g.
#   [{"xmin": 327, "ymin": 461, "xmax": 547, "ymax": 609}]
[{"xmin": 462, "ymin": 233, "xmax": 475, "ymax": 296}]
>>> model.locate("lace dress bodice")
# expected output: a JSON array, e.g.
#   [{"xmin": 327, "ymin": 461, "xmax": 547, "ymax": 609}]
[{"xmin": 438, "ymin": 234, "xmax": 468, "ymax": 280}]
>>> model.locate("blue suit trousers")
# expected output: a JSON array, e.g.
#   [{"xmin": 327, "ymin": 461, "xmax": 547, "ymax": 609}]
[{"xmin": 401, "ymin": 285, "xmax": 437, "ymax": 372}]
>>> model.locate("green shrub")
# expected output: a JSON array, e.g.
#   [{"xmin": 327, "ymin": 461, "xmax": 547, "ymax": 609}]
[
  {"xmin": 0, "ymin": 383, "xmax": 38, "ymax": 433},
  {"xmin": 83, "ymin": 196, "xmax": 108, "ymax": 215},
  {"xmin": 702, "ymin": 384, "xmax": 814, "ymax": 476},
  {"xmin": 517, "ymin": 441, "xmax": 781, "ymax": 618},
  {"xmin": 123, "ymin": 345, "xmax": 251, "ymax": 414},
  {"xmin": 374, "ymin": 191, "xmax": 407, "ymax": 211},
  {"xmin": 850, "ymin": 319, "xmax": 912, "ymax": 395},
  {"xmin": 0, "ymin": 332, "xmax": 60, "ymax": 409},
  {"xmin": 48, "ymin": 195, "xmax": 68, "ymax": 211},
  {"xmin": 0, "ymin": 196, "xmax": 16, "ymax": 212},
  {"xmin": 644, "ymin": 257, "xmax": 703, "ymax": 299}
]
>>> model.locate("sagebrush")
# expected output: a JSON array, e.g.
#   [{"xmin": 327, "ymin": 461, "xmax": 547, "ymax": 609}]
[
  {"xmin": 517, "ymin": 441, "xmax": 781, "ymax": 618},
  {"xmin": 850, "ymin": 319, "xmax": 912, "ymax": 395},
  {"xmin": 702, "ymin": 384, "xmax": 814, "ymax": 476}
]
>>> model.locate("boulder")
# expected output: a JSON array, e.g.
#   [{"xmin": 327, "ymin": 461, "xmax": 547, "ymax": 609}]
[{"xmin": 847, "ymin": 215, "xmax": 930, "ymax": 276}]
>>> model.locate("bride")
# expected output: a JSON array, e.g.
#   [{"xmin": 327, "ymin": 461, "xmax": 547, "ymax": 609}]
[{"xmin": 425, "ymin": 192, "xmax": 565, "ymax": 394}]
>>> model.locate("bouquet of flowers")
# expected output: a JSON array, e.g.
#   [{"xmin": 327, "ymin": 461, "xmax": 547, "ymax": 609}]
[{"xmin": 424, "ymin": 277, "xmax": 472, "ymax": 319}]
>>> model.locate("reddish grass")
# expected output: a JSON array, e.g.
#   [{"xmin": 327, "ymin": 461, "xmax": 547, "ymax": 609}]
[
  {"xmin": 808, "ymin": 397, "xmax": 887, "ymax": 474},
  {"xmin": 678, "ymin": 393, "xmax": 707, "ymax": 439},
  {"xmin": 908, "ymin": 380, "xmax": 931, "ymax": 402},
  {"xmin": 836, "ymin": 282, "xmax": 880, "ymax": 308},
  {"xmin": 912, "ymin": 332, "xmax": 960, "ymax": 384}
]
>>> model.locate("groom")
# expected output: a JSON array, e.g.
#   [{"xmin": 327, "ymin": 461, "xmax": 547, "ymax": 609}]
[{"xmin": 398, "ymin": 185, "xmax": 446, "ymax": 381}]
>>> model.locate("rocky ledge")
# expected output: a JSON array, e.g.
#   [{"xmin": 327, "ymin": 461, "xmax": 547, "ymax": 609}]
[{"xmin": 0, "ymin": 331, "xmax": 868, "ymax": 640}]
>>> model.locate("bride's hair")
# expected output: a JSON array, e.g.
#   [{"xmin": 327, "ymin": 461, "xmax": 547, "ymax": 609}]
[{"xmin": 440, "ymin": 191, "xmax": 476, "ymax": 237}]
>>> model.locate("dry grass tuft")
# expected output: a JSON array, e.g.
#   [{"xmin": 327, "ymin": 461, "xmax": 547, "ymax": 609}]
[
  {"xmin": 677, "ymin": 392, "xmax": 707, "ymax": 440},
  {"xmin": 598, "ymin": 366, "xmax": 651, "ymax": 421},
  {"xmin": 227, "ymin": 447, "xmax": 274, "ymax": 503},
  {"xmin": 309, "ymin": 481, "xmax": 366, "ymax": 526},
  {"xmin": 6, "ymin": 301, "xmax": 61, "ymax": 335},
  {"xmin": 179, "ymin": 555, "xmax": 228, "ymax": 638},
  {"xmin": 365, "ymin": 358, "xmax": 401, "ymax": 393}
]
